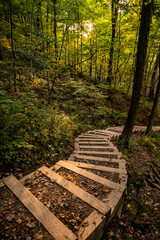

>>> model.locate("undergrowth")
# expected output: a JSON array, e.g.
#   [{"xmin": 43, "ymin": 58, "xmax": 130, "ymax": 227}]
[{"xmin": 0, "ymin": 71, "xmax": 160, "ymax": 174}]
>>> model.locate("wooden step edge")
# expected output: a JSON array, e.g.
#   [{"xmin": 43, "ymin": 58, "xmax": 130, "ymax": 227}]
[
  {"xmin": 106, "ymin": 189, "xmax": 126, "ymax": 223},
  {"xmin": 3, "ymin": 175, "xmax": 77, "ymax": 240},
  {"xmin": 39, "ymin": 166, "xmax": 111, "ymax": 216},
  {"xmin": 89, "ymin": 130, "xmax": 114, "ymax": 136},
  {"xmin": 106, "ymin": 128, "xmax": 123, "ymax": 133},
  {"xmin": 75, "ymin": 139, "xmax": 109, "ymax": 143},
  {"xmin": 77, "ymin": 148, "xmax": 119, "ymax": 153},
  {"xmin": 77, "ymin": 142, "xmax": 113, "ymax": 146},
  {"xmin": 63, "ymin": 161, "xmax": 127, "ymax": 175},
  {"xmin": 119, "ymin": 161, "xmax": 126, "ymax": 171},
  {"xmin": 119, "ymin": 173, "xmax": 128, "ymax": 187},
  {"xmin": 76, "ymin": 146, "xmax": 117, "ymax": 151},
  {"xmin": 87, "ymin": 132, "xmax": 110, "ymax": 137},
  {"xmin": 78, "ymin": 136, "xmax": 107, "ymax": 140},
  {"xmin": 78, "ymin": 211, "xmax": 106, "ymax": 240},
  {"xmin": 74, "ymin": 151, "xmax": 122, "ymax": 159},
  {"xmin": 69, "ymin": 154, "xmax": 125, "ymax": 163},
  {"xmin": 78, "ymin": 134, "xmax": 108, "ymax": 139},
  {"xmin": 57, "ymin": 161, "xmax": 125, "ymax": 192}
]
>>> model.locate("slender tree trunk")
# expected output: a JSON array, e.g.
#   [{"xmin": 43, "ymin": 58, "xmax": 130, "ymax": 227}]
[
  {"xmin": 146, "ymin": 56, "xmax": 160, "ymax": 134},
  {"xmin": 80, "ymin": 24, "xmax": 83, "ymax": 74},
  {"xmin": 149, "ymin": 53, "xmax": 159, "ymax": 100},
  {"xmin": 106, "ymin": 0, "xmax": 118, "ymax": 85},
  {"xmin": 119, "ymin": 0, "xmax": 153, "ymax": 147},
  {"xmin": 89, "ymin": 38, "xmax": 93, "ymax": 77},
  {"xmin": 67, "ymin": 29, "xmax": 70, "ymax": 65},
  {"xmin": 8, "ymin": 0, "xmax": 17, "ymax": 92},
  {"xmin": 53, "ymin": 0, "xmax": 58, "ymax": 62},
  {"xmin": 46, "ymin": 1, "xmax": 49, "ymax": 52},
  {"xmin": 59, "ymin": 25, "xmax": 69, "ymax": 62}
]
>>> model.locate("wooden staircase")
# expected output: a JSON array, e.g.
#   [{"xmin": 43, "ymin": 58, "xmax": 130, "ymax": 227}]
[{"xmin": 1, "ymin": 126, "xmax": 159, "ymax": 240}]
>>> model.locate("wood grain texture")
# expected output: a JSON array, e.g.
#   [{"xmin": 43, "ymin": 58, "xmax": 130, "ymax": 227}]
[
  {"xmin": 64, "ymin": 161, "xmax": 127, "ymax": 174},
  {"xmin": 3, "ymin": 175, "xmax": 77, "ymax": 240},
  {"xmin": 39, "ymin": 166, "xmax": 110, "ymax": 216},
  {"xmin": 78, "ymin": 211, "xmax": 106, "ymax": 240},
  {"xmin": 57, "ymin": 161, "xmax": 124, "ymax": 192}
]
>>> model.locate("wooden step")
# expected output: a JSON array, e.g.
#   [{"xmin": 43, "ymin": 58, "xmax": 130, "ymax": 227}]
[
  {"xmin": 77, "ymin": 142, "xmax": 112, "ymax": 146},
  {"xmin": 56, "ymin": 161, "xmax": 125, "ymax": 192},
  {"xmin": 3, "ymin": 175, "xmax": 77, "ymax": 240},
  {"xmin": 87, "ymin": 131, "xmax": 110, "ymax": 137},
  {"xmin": 76, "ymin": 146, "xmax": 118, "ymax": 152},
  {"xmin": 76, "ymin": 139, "xmax": 109, "ymax": 143},
  {"xmin": 65, "ymin": 161, "xmax": 127, "ymax": 175},
  {"xmin": 78, "ymin": 134, "xmax": 107, "ymax": 139},
  {"xmin": 39, "ymin": 166, "xmax": 110, "ymax": 216},
  {"xmin": 106, "ymin": 128, "xmax": 122, "ymax": 133},
  {"xmin": 60, "ymin": 161, "xmax": 127, "ymax": 188},
  {"xmin": 54, "ymin": 161, "xmax": 126, "ymax": 220},
  {"xmin": 74, "ymin": 151, "xmax": 122, "ymax": 159},
  {"xmin": 68, "ymin": 155, "xmax": 126, "ymax": 171}
]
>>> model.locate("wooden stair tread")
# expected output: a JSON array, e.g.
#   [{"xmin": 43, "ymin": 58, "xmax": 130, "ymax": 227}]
[
  {"xmin": 3, "ymin": 175, "xmax": 77, "ymax": 240},
  {"xmin": 56, "ymin": 161, "xmax": 124, "ymax": 192},
  {"xmin": 39, "ymin": 166, "xmax": 110, "ymax": 216},
  {"xmin": 64, "ymin": 161, "xmax": 127, "ymax": 174},
  {"xmin": 69, "ymin": 154, "xmax": 125, "ymax": 163}
]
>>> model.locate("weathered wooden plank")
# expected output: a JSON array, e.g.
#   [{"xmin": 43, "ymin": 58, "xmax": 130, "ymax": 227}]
[
  {"xmin": 78, "ymin": 134, "xmax": 107, "ymax": 139},
  {"xmin": 39, "ymin": 166, "xmax": 110, "ymax": 216},
  {"xmin": 119, "ymin": 173, "xmax": 128, "ymax": 186},
  {"xmin": 106, "ymin": 128, "xmax": 122, "ymax": 133},
  {"xmin": 78, "ymin": 136, "xmax": 106, "ymax": 140},
  {"xmin": 3, "ymin": 175, "xmax": 77, "ymax": 240},
  {"xmin": 69, "ymin": 154, "xmax": 125, "ymax": 163},
  {"xmin": 119, "ymin": 161, "xmax": 126, "ymax": 171},
  {"xmin": 106, "ymin": 190, "xmax": 125, "ymax": 223},
  {"xmin": 78, "ymin": 211, "xmax": 106, "ymax": 240},
  {"xmin": 78, "ymin": 146, "xmax": 118, "ymax": 152},
  {"xmin": 64, "ymin": 161, "xmax": 127, "ymax": 174},
  {"xmin": 74, "ymin": 151, "xmax": 122, "ymax": 159},
  {"xmin": 57, "ymin": 161, "xmax": 124, "ymax": 192},
  {"xmin": 87, "ymin": 131, "xmax": 111, "ymax": 137},
  {"xmin": 76, "ymin": 139, "xmax": 108, "ymax": 143},
  {"xmin": 78, "ymin": 142, "xmax": 112, "ymax": 146}
]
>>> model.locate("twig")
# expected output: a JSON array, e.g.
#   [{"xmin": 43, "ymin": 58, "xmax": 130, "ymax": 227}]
[{"xmin": 147, "ymin": 178, "xmax": 160, "ymax": 190}]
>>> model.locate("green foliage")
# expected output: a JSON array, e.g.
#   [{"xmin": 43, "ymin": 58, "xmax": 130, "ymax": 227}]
[{"xmin": 0, "ymin": 89, "xmax": 76, "ymax": 170}]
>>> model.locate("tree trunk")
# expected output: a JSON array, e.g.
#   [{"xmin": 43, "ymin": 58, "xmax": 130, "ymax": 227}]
[
  {"xmin": 146, "ymin": 52, "xmax": 160, "ymax": 134},
  {"xmin": 53, "ymin": 0, "xmax": 58, "ymax": 62},
  {"xmin": 119, "ymin": 0, "xmax": 153, "ymax": 147},
  {"xmin": 106, "ymin": 0, "xmax": 118, "ymax": 85},
  {"xmin": 89, "ymin": 38, "xmax": 93, "ymax": 77},
  {"xmin": 8, "ymin": 0, "xmax": 17, "ymax": 92},
  {"xmin": 149, "ymin": 53, "xmax": 159, "ymax": 100}
]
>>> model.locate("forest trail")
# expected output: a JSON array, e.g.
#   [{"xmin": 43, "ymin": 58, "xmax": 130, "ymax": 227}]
[{"xmin": 1, "ymin": 126, "xmax": 160, "ymax": 240}]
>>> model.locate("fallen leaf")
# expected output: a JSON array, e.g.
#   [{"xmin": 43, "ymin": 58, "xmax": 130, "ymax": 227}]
[
  {"xmin": 103, "ymin": 189, "xmax": 109, "ymax": 193},
  {"xmin": 34, "ymin": 233, "xmax": 43, "ymax": 239},
  {"xmin": 6, "ymin": 216, "xmax": 13, "ymax": 222},
  {"xmin": 16, "ymin": 218, "xmax": 22, "ymax": 224},
  {"xmin": 27, "ymin": 222, "xmax": 36, "ymax": 228}
]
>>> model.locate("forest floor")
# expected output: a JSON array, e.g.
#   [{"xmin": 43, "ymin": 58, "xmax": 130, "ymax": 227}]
[
  {"xmin": 102, "ymin": 132, "xmax": 160, "ymax": 240},
  {"xmin": 1, "ymin": 131, "xmax": 159, "ymax": 240},
  {"xmin": 0, "ymin": 73, "xmax": 160, "ymax": 239}
]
